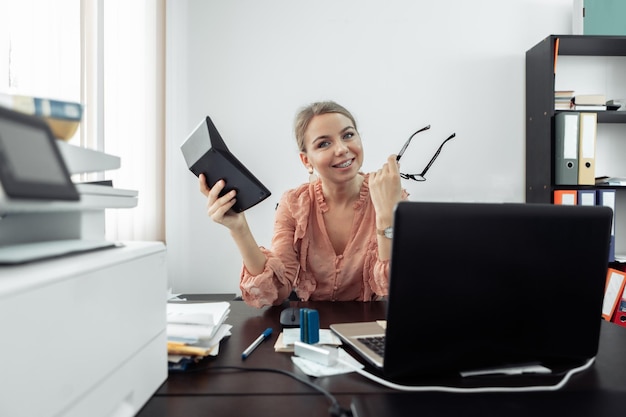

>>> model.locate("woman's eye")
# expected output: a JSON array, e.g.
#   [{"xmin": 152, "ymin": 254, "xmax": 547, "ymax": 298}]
[
  {"xmin": 343, "ymin": 132, "xmax": 354, "ymax": 140},
  {"xmin": 317, "ymin": 140, "xmax": 331, "ymax": 148}
]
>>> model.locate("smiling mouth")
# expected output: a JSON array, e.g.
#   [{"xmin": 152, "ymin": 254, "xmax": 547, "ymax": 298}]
[{"xmin": 333, "ymin": 159, "xmax": 354, "ymax": 168}]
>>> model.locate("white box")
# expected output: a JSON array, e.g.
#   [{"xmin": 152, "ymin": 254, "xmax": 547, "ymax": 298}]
[{"xmin": 0, "ymin": 241, "xmax": 167, "ymax": 417}]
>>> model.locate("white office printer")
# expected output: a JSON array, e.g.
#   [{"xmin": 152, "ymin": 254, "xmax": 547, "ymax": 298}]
[{"xmin": 0, "ymin": 107, "xmax": 167, "ymax": 417}]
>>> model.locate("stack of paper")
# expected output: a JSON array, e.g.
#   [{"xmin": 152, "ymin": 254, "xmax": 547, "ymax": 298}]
[{"xmin": 166, "ymin": 301, "xmax": 232, "ymax": 370}]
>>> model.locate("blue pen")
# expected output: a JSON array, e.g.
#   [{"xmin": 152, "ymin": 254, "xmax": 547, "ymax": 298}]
[{"xmin": 241, "ymin": 327, "xmax": 273, "ymax": 360}]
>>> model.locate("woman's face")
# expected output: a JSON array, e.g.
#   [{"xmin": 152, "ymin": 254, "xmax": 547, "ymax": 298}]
[{"xmin": 300, "ymin": 112, "xmax": 364, "ymax": 184}]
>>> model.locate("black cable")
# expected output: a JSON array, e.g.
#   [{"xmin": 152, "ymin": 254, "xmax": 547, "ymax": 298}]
[{"xmin": 196, "ymin": 365, "xmax": 352, "ymax": 417}]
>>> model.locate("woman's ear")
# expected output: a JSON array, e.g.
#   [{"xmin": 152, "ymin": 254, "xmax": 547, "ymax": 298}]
[
  {"xmin": 299, "ymin": 152, "xmax": 311, "ymax": 172},
  {"xmin": 301, "ymin": 152, "xmax": 318, "ymax": 183}
]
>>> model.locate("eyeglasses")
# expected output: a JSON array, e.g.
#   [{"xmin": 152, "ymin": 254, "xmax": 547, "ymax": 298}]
[
  {"xmin": 397, "ymin": 127, "xmax": 456, "ymax": 182},
  {"xmin": 396, "ymin": 125, "xmax": 430, "ymax": 162}
]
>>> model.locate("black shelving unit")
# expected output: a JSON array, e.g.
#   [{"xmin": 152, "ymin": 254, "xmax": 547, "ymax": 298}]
[{"xmin": 525, "ymin": 35, "xmax": 626, "ymax": 204}]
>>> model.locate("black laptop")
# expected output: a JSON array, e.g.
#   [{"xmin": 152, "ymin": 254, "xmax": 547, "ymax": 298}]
[{"xmin": 331, "ymin": 201, "xmax": 612, "ymax": 381}]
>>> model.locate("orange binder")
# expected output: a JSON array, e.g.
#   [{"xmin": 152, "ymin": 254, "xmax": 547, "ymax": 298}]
[
  {"xmin": 602, "ymin": 268, "xmax": 626, "ymax": 321},
  {"xmin": 612, "ymin": 303, "xmax": 626, "ymax": 328},
  {"xmin": 611, "ymin": 265, "xmax": 626, "ymax": 328},
  {"xmin": 553, "ymin": 189, "xmax": 577, "ymax": 205}
]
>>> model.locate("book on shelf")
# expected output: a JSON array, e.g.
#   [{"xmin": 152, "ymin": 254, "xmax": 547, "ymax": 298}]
[
  {"xmin": 555, "ymin": 90, "xmax": 575, "ymax": 99},
  {"xmin": 554, "ymin": 90, "xmax": 574, "ymax": 110},
  {"xmin": 43, "ymin": 118, "xmax": 82, "ymax": 140},
  {"xmin": 555, "ymin": 101, "xmax": 573, "ymax": 110},
  {"xmin": 0, "ymin": 92, "xmax": 83, "ymax": 141},
  {"xmin": 571, "ymin": 104, "xmax": 607, "ymax": 111},
  {"xmin": 573, "ymin": 94, "xmax": 606, "ymax": 106}
]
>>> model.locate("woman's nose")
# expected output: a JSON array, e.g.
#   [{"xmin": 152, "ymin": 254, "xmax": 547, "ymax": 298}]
[{"xmin": 335, "ymin": 142, "xmax": 349, "ymax": 155}]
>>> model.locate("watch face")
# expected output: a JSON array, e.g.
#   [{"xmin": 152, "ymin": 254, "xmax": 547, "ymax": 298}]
[{"xmin": 384, "ymin": 227, "xmax": 393, "ymax": 239}]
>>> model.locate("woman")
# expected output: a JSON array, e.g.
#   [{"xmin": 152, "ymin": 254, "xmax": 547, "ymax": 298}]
[{"xmin": 200, "ymin": 101, "xmax": 408, "ymax": 307}]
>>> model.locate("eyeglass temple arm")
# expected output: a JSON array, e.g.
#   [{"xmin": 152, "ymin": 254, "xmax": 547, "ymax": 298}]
[
  {"xmin": 396, "ymin": 125, "xmax": 431, "ymax": 161},
  {"xmin": 418, "ymin": 133, "xmax": 456, "ymax": 177}
]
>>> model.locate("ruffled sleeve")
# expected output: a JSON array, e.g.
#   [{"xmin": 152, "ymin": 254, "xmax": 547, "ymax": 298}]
[
  {"xmin": 239, "ymin": 247, "xmax": 289, "ymax": 307},
  {"xmin": 353, "ymin": 174, "xmax": 370, "ymax": 211},
  {"xmin": 239, "ymin": 183, "xmax": 313, "ymax": 307},
  {"xmin": 363, "ymin": 240, "xmax": 391, "ymax": 298},
  {"xmin": 292, "ymin": 182, "xmax": 317, "ymax": 272}
]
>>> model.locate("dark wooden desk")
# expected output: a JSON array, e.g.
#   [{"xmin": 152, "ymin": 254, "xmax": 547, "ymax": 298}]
[{"xmin": 137, "ymin": 297, "xmax": 626, "ymax": 417}]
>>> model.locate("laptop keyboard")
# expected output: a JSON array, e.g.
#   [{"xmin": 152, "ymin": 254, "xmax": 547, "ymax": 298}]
[{"xmin": 359, "ymin": 336, "xmax": 385, "ymax": 356}]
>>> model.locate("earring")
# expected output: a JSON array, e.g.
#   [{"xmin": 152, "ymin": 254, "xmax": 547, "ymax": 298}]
[{"xmin": 308, "ymin": 166, "xmax": 318, "ymax": 183}]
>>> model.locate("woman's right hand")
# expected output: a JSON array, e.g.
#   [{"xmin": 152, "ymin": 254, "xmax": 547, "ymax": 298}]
[{"xmin": 199, "ymin": 174, "xmax": 246, "ymax": 231}]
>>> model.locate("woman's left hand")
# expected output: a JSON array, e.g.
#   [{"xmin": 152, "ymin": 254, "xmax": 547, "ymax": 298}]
[{"xmin": 369, "ymin": 154, "xmax": 402, "ymax": 227}]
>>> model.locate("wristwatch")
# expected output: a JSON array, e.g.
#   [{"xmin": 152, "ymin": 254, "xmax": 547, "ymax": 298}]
[{"xmin": 376, "ymin": 226, "xmax": 393, "ymax": 239}]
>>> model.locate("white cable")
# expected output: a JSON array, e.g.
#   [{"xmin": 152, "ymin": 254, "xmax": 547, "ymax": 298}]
[{"xmin": 336, "ymin": 348, "xmax": 595, "ymax": 393}]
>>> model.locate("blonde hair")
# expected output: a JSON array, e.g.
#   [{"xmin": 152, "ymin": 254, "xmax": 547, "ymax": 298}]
[{"xmin": 294, "ymin": 101, "xmax": 358, "ymax": 152}]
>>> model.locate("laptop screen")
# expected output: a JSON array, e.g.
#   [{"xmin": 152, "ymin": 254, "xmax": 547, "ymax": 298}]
[{"xmin": 383, "ymin": 201, "xmax": 612, "ymax": 380}]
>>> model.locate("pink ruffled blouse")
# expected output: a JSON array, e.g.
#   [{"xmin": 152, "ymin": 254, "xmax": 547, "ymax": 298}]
[{"xmin": 239, "ymin": 174, "xmax": 408, "ymax": 308}]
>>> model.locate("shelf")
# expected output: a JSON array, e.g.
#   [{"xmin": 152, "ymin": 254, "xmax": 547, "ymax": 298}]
[
  {"xmin": 527, "ymin": 34, "xmax": 626, "ymax": 263},
  {"xmin": 526, "ymin": 34, "xmax": 626, "ymax": 204},
  {"xmin": 553, "ymin": 185, "xmax": 626, "ymax": 191},
  {"xmin": 598, "ymin": 112, "xmax": 626, "ymax": 123},
  {"xmin": 556, "ymin": 35, "xmax": 626, "ymax": 57},
  {"xmin": 556, "ymin": 111, "xmax": 626, "ymax": 123}
]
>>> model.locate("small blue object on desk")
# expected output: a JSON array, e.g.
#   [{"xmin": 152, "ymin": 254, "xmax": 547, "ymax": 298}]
[
  {"xmin": 241, "ymin": 327, "xmax": 273, "ymax": 360},
  {"xmin": 299, "ymin": 308, "xmax": 320, "ymax": 344}
]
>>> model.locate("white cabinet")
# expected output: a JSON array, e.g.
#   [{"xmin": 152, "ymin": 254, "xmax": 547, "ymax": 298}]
[{"xmin": 0, "ymin": 241, "xmax": 167, "ymax": 417}]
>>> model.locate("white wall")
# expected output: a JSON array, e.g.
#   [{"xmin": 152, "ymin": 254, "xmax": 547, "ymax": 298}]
[{"xmin": 165, "ymin": 0, "xmax": 573, "ymax": 295}]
